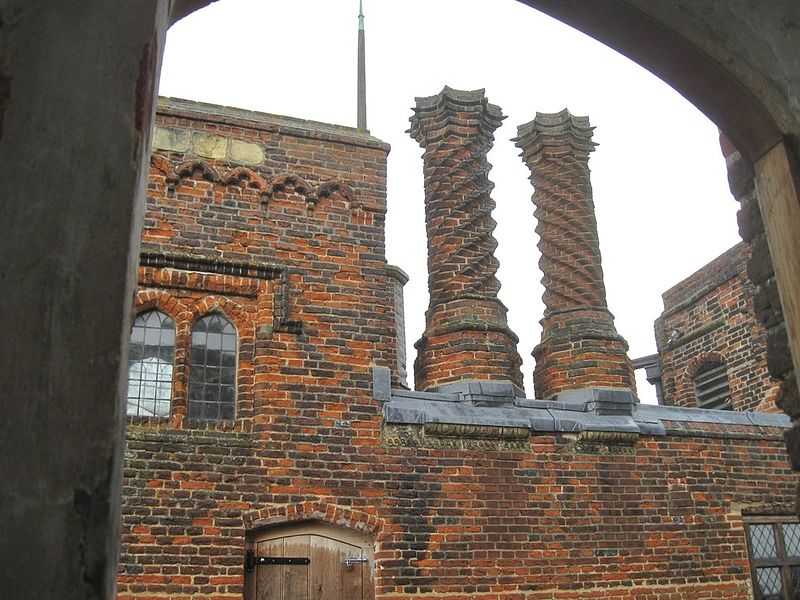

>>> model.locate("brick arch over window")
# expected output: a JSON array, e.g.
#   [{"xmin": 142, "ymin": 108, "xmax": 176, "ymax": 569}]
[
  {"xmin": 186, "ymin": 295, "xmax": 251, "ymax": 333},
  {"xmin": 685, "ymin": 352, "xmax": 727, "ymax": 382},
  {"xmin": 243, "ymin": 502, "xmax": 384, "ymax": 538},
  {"xmin": 134, "ymin": 289, "xmax": 191, "ymax": 325},
  {"xmin": 684, "ymin": 352, "xmax": 733, "ymax": 410}
]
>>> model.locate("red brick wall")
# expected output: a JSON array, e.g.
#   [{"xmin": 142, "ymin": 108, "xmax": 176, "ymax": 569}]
[
  {"xmin": 121, "ymin": 420, "xmax": 794, "ymax": 598},
  {"xmin": 118, "ymin": 99, "xmax": 795, "ymax": 600},
  {"xmin": 655, "ymin": 242, "xmax": 780, "ymax": 411}
]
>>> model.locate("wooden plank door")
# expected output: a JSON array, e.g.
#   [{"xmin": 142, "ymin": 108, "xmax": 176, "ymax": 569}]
[
  {"xmin": 308, "ymin": 535, "xmax": 364, "ymax": 600},
  {"xmin": 283, "ymin": 535, "xmax": 310, "ymax": 600},
  {"xmin": 247, "ymin": 523, "xmax": 373, "ymax": 600},
  {"xmin": 254, "ymin": 538, "xmax": 283, "ymax": 600}
]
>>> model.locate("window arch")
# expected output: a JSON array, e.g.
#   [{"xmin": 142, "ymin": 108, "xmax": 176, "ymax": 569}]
[
  {"xmin": 127, "ymin": 310, "xmax": 176, "ymax": 417},
  {"xmin": 188, "ymin": 313, "xmax": 237, "ymax": 420},
  {"xmin": 693, "ymin": 360, "xmax": 732, "ymax": 410}
]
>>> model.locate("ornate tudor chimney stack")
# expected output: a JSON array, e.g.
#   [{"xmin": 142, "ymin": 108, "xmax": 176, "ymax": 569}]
[
  {"xmin": 514, "ymin": 110, "xmax": 635, "ymax": 400},
  {"xmin": 409, "ymin": 87, "xmax": 524, "ymax": 396}
]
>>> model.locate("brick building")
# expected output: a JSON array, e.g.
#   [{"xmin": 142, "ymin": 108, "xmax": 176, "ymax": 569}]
[
  {"xmin": 118, "ymin": 94, "xmax": 796, "ymax": 600},
  {"xmin": 652, "ymin": 242, "xmax": 781, "ymax": 412}
]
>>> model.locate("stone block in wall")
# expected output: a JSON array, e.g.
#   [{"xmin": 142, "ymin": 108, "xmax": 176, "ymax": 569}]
[
  {"xmin": 720, "ymin": 131, "xmax": 755, "ymax": 199},
  {"xmin": 229, "ymin": 140, "xmax": 265, "ymax": 165},
  {"xmin": 153, "ymin": 125, "xmax": 191, "ymax": 153},
  {"xmin": 737, "ymin": 192, "xmax": 763, "ymax": 243},
  {"xmin": 192, "ymin": 132, "xmax": 229, "ymax": 159}
]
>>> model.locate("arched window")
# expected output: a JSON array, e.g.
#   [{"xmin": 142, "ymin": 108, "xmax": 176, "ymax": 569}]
[
  {"xmin": 188, "ymin": 313, "xmax": 237, "ymax": 420},
  {"xmin": 693, "ymin": 360, "xmax": 732, "ymax": 410},
  {"xmin": 127, "ymin": 310, "xmax": 176, "ymax": 417}
]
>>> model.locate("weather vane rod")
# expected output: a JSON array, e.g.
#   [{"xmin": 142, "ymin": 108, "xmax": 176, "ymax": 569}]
[{"xmin": 357, "ymin": 0, "xmax": 367, "ymax": 130}]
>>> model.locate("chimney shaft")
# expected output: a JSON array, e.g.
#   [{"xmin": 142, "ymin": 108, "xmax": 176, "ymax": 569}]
[
  {"xmin": 514, "ymin": 110, "xmax": 635, "ymax": 399},
  {"xmin": 409, "ymin": 87, "xmax": 523, "ymax": 394}
]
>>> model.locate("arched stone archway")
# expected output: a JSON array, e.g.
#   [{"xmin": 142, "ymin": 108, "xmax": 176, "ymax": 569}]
[{"xmin": 1, "ymin": 2, "xmax": 799, "ymax": 599}]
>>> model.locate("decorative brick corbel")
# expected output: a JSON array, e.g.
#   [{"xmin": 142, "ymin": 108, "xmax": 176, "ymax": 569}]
[
  {"xmin": 175, "ymin": 159, "xmax": 219, "ymax": 182},
  {"xmin": 221, "ymin": 166, "xmax": 268, "ymax": 193}
]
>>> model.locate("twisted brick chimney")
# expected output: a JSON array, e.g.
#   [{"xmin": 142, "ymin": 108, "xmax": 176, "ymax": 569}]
[
  {"xmin": 409, "ymin": 87, "xmax": 523, "ymax": 394},
  {"xmin": 514, "ymin": 110, "xmax": 635, "ymax": 400}
]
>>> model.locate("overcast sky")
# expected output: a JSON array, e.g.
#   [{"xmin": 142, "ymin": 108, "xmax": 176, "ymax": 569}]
[{"xmin": 159, "ymin": 0, "xmax": 742, "ymax": 403}]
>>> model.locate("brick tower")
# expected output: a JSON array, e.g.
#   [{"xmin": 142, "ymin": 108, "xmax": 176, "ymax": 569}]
[
  {"xmin": 409, "ymin": 86, "xmax": 523, "ymax": 395},
  {"xmin": 514, "ymin": 110, "xmax": 635, "ymax": 400}
]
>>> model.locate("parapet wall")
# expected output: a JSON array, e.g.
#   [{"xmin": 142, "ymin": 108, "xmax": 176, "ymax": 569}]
[{"xmin": 120, "ymin": 361, "xmax": 795, "ymax": 599}]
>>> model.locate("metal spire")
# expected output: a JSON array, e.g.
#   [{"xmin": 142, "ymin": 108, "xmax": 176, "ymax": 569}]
[{"xmin": 357, "ymin": 0, "xmax": 367, "ymax": 130}]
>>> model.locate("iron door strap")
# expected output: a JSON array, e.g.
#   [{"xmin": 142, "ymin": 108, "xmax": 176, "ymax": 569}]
[{"xmin": 245, "ymin": 549, "xmax": 310, "ymax": 572}]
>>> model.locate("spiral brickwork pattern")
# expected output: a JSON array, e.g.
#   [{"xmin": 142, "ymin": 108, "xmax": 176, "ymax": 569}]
[
  {"xmin": 410, "ymin": 87, "xmax": 504, "ymax": 305},
  {"xmin": 515, "ymin": 110, "xmax": 634, "ymax": 398},
  {"xmin": 515, "ymin": 110, "xmax": 606, "ymax": 313},
  {"xmin": 409, "ymin": 87, "xmax": 523, "ymax": 392}
]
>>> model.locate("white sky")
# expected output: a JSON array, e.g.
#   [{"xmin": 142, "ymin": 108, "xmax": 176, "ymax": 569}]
[{"xmin": 159, "ymin": 0, "xmax": 742, "ymax": 403}]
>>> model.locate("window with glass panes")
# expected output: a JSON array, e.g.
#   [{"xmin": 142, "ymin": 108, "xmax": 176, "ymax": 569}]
[
  {"xmin": 745, "ymin": 518, "xmax": 800, "ymax": 600},
  {"xmin": 188, "ymin": 313, "xmax": 237, "ymax": 420},
  {"xmin": 127, "ymin": 310, "xmax": 176, "ymax": 417}
]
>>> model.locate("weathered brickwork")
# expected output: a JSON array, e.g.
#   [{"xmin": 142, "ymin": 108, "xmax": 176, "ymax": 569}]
[
  {"xmin": 117, "ymin": 98, "xmax": 797, "ymax": 600},
  {"xmin": 386, "ymin": 265, "xmax": 409, "ymax": 388},
  {"xmin": 121, "ymin": 415, "xmax": 796, "ymax": 599},
  {"xmin": 409, "ymin": 87, "xmax": 523, "ymax": 393},
  {"xmin": 515, "ymin": 111, "xmax": 635, "ymax": 399},
  {"xmin": 655, "ymin": 242, "xmax": 781, "ymax": 411},
  {"xmin": 120, "ymin": 97, "xmax": 398, "ymax": 594}
]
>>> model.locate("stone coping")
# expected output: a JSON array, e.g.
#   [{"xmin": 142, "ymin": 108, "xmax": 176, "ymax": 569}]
[
  {"xmin": 157, "ymin": 96, "xmax": 390, "ymax": 151},
  {"xmin": 385, "ymin": 264, "xmax": 409, "ymax": 285},
  {"xmin": 660, "ymin": 242, "xmax": 746, "ymax": 317},
  {"xmin": 373, "ymin": 367, "xmax": 790, "ymax": 438}
]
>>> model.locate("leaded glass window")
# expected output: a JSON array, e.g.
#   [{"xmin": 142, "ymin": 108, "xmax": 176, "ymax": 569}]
[
  {"xmin": 745, "ymin": 518, "xmax": 800, "ymax": 600},
  {"xmin": 188, "ymin": 313, "xmax": 237, "ymax": 420},
  {"xmin": 127, "ymin": 310, "xmax": 175, "ymax": 417}
]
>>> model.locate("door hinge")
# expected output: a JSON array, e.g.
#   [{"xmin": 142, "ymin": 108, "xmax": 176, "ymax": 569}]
[{"xmin": 246, "ymin": 549, "xmax": 310, "ymax": 572}]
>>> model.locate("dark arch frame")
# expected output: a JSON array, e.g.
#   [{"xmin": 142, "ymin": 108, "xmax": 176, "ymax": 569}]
[
  {"xmin": 2, "ymin": 3, "xmax": 799, "ymax": 599},
  {"xmin": 518, "ymin": 0, "xmax": 784, "ymax": 163}
]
